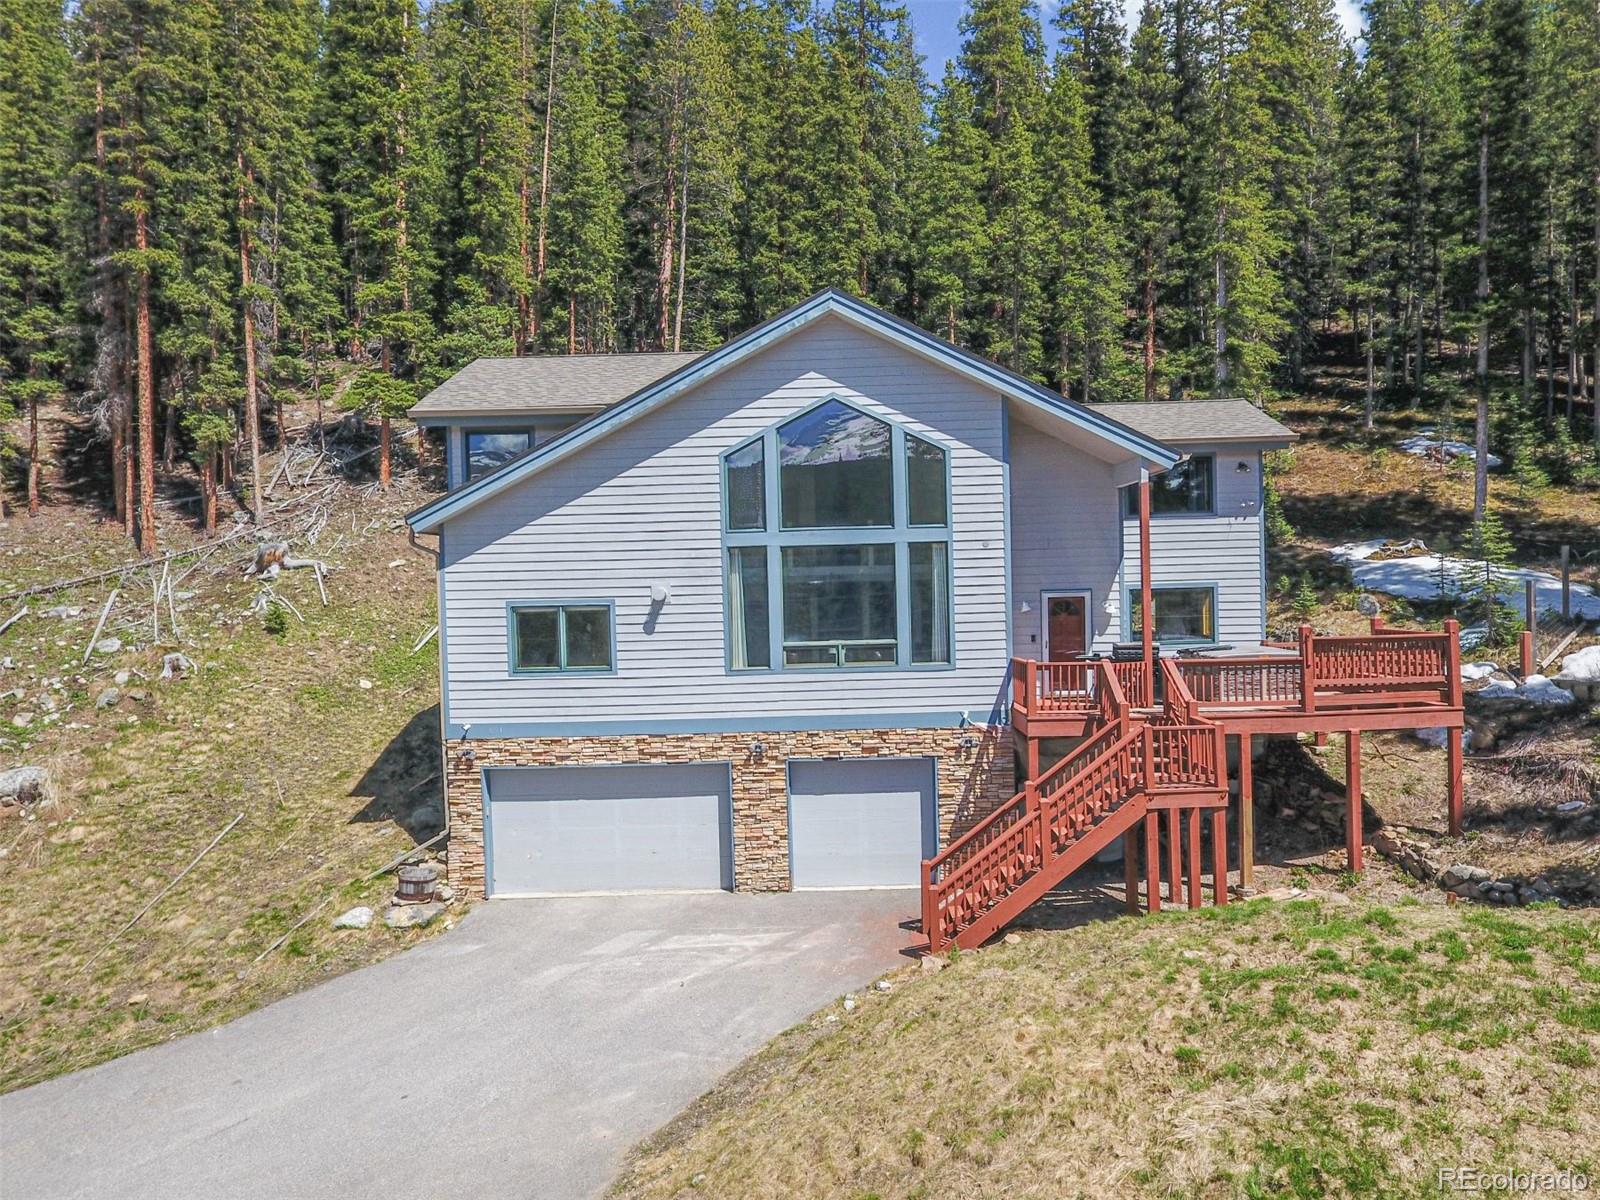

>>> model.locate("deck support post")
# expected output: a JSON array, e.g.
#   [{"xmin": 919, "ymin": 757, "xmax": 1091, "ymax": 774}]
[
  {"xmin": 1124, "ymin": 830, "xmax": 1141, "ymax": 913},
  {"xmin": 1445, "ymin": 618, "xmax": 1465, "ymax": 837},
  {"xmin": 1446, "ymin": 729, "xmax": 1464, "ymax": 837},
  {"xmin": 1346, "ymin": 730, "xmax": 1363, "ymax": 872},
  {"xmin": 1186, "ymin": 808, "xmax": 1203, "ymax": 908},
  {"xmin": 1138, "ymin": 477, "xmax": 1153, "ymax": 680},
  {"xmin": 1165, "ymin": 806, "xmax": 1181, "ymax": 906},
  {"xmin": 1237, "ymin": 734, "xmax": 1254, "ymax": 893},
  {"xmin": 1144, "ymin": 812, "xmax": 1161, "ymax": 914},
  {"xmin": 1210, "ymin": 808, "xmax": 1228, "ymax": 905}
]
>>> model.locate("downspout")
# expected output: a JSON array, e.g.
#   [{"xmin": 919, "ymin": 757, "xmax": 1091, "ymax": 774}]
[{"xmin": 410, "ymin": 527, "xmax": 451, "ymax": 838}]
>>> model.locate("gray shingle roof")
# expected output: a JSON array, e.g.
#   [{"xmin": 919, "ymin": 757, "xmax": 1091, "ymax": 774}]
[
  {"xmin": 1083, "ymin": 399, "xmax": 1297, "ymax": 446},
  {"xmin": 409, "ymin": 352, "xmax": 706, "ymax": 420}
]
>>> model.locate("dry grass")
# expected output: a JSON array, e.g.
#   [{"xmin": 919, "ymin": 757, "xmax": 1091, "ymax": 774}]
[
  {"xmin": 1269, "ymin": 368, "xmax": 1600, "ymax": 577},
  {"xmin": 0, "ymin": 407, "xmax": 449, "ymax": 1093},
  {"xmin": 609, "ymin": 900, "xmax": 1600, "ymax": 1200}
]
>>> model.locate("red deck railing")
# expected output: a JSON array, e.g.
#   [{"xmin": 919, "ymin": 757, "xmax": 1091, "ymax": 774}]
[
  {"xmin": 925, "ymin": 663, "xmax": 1225, "ymax": 951},
  {"xmin": 1011, "ymin": 657, "xmax": 1152, "ymax": 717},
  {"xmin": 1012, "ymin": 623, "xmax": 1460, "ymax": 723}
]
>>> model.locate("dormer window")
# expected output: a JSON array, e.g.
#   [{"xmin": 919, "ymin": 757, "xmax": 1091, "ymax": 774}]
[{"xmin": 721, "ymin": 397, "xmax": 952, "ymax": 671}]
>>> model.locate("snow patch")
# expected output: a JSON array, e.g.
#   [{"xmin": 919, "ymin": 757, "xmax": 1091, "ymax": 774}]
[
  {"xmin": 1398, "ymin": 431, "xmax": 1504, "ymax": 469},
  {"xmin": 1415, "ymin": 726, "xmax": 1472, "ymax": 751},
  {"xmin": 1559, "ymin": 645, "xmax": 1600, "ymax": 683},
  {"xmin": 1330, "ymin": 540, "xmax": 1600, "ymax": 621},
  {"xmin": 1477, "ymin": 674, "xmax": 1577, "ymax": 707},
  {"xmin": 1460, "ymin": 661, "xmax": 1499, "ymax": 681}
]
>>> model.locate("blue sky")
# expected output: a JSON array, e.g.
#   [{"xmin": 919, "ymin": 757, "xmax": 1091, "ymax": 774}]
[{"xmin": 902, "ymin": 0, "xmax": 1365, "ymax": 78}]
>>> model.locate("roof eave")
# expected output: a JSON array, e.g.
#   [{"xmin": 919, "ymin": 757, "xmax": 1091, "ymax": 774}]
[{"xmin": 406, "ymin": 290, "xmax": 1181, "ymax": 533}]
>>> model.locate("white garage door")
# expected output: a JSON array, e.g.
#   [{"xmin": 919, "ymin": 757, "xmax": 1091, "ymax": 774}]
[
  {"xmin": 787, "ymin": 758, "xmax": 937, "ymax": 889},
  {"xmin": 485, "ymin": 763, "xmax": 732, "ymax": 896}
]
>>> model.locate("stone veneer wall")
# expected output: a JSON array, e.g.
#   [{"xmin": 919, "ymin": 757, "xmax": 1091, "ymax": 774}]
[{"xmin": 444, "ymin": 724, "xmax": 1015, "ymax": 896}]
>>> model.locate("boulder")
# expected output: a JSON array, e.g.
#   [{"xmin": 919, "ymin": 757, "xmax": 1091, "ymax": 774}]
[
  {"xmin": 95, "ymin": 687, "xmax": 120, "ymax": 709},
  {"xmin": 383, "ymin": 901, "xmax": 446, "ymax": 929},
  {"xmin": 333, "ymin": 906, "xmax": 374, "ymax": 930},
  {"xmin": 1440, "ymin": 864, "xmax": 1491, "ymax": 889},
  {"xmin": 93, "ymin": 637, "xmax": 121, "ymax": 655}
]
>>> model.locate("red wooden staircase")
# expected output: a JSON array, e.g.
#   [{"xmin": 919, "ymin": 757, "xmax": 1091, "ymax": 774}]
[{"xmin": 921, "ymin": 661, "xmax": 1230, "ymax": 953}]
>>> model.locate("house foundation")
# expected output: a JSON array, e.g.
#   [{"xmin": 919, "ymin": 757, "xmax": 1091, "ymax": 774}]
[{"xmin": 443, "ymin": 724, "xmax": 1016, "ymax": 897}]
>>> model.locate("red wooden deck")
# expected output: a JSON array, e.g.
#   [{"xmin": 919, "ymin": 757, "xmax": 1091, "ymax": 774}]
[{"xmin": 923, "ymin": 621, "xmax": 1467, "ymax": 952}]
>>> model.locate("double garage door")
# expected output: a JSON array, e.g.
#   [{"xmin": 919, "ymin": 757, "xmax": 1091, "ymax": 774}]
[{"xmin": 484, "ymin": 758, "xmax": 935, "ymax": 896}]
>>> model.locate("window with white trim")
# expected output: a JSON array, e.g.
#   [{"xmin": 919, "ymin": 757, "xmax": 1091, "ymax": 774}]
[{"xmin": 722, "ymin": 398, "xmax": 953, "ymax": 670}]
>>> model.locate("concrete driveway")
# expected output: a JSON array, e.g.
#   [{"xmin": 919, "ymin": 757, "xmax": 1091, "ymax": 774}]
[{"xmin": 0, "ymin": 891, "xmax": 915, "ymax": 1200}]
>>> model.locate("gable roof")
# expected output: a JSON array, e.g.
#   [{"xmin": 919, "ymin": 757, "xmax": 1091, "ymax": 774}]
[
  {"xmin": 409, "ymin": 351, "xmax": 704, "ymax": 421},
  {"xmin": 407, "ymin": 288, "xmax": 1182, "ymax": 534},
  {"xmin": 1084, "ymin": 399, "xmax": 1297, "ymax": 447}
]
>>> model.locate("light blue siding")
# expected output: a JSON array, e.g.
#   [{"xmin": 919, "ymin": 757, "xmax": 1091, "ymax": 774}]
[
  {"xmin": 1009, "ymin": 433, "xmax": 1269, "ymax": 653},
  {"xmin": 1118, "ymin": 446, "xmax": 1268, "ymax": 645},
  {"xmin": 1008, "ymin": 420, "xmax": 1127, "ymax": 655},
  {"xmin": 439, "ymin": 314, "xmax": 1009, "ymax": 731}
]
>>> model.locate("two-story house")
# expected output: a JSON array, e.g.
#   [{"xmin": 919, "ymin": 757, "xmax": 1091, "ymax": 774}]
[{"xmin": 406, "ymin": 289, "xmax": 1303, "ymax": 899}]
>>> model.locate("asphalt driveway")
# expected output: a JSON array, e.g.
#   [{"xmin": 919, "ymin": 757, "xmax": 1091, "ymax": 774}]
[{"xmin": 0, "ymin": 890, "xmax": 915, "ymax": 1200}]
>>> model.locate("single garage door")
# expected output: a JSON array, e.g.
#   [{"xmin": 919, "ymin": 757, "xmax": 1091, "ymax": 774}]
[
  {"xmin": 787, "ymin": 758, "xmax": 936, "ymax": 888},
  {"xmin": 485, "ymin": 763, "xmax": 732, "ymax": 895}
]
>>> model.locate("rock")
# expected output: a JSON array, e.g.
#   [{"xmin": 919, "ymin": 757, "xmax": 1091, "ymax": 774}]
[
  {"xmin": 126, "ymin": 993, "xmax": 148, "ymax": 1006},
  {"xmin": 842, "ymin": 996, "xmax": 857, "ymax": 1012},
  {"xmin": 66, "ymin": 825, "xmax": 87, "ymax": 843},
  {"xmin": 919, "ymin": 954, "xmax": 945, "ymax": 973},
  {"xmin": 44, "ymin": 605, "xmax": 83, "ymax": 619},
  {"xmin": 874, "ymin": 980, "xmax": 892, "ymax": 992},
  {"xmin": 95, "ymin": 687, "xmax": 120, "ymax": 709},
  {"xmin": 0, "ymin": 766, "xmax": 49, "ymax": 805},
  {"xmin": 436, "ymin": 884, "xmax": 455, "ymax": 903},
  {"xmin": 114, "ymin": 669, "xmax": 131, "ymax": 686},
  {"xmin": 383, "ymin": 901, "xmax": 445, "ymax": 929},
  {"xmin": 159, "ymin": 653, "xmax": 195, "ymax": 681},
  {"xmin": 357, "ymin": 678, "xmax": 373, "ymax": 690},
  {"xmin": 93, "ymin": 637, "xmax": 121, "ymax": 655},
  {"xmin": 127, "ymin": 688, "xmax": 147, "ymax": 703},
  {"xmin": 332, "ymin": 906, "xmax": 374, "ymax": 930},
  {"xmin": 1003, "ymin": 932, "xmax": 1022, "ymax": 945},
  {"xmin": 1441, "ymin": 864, "xmax": 1490, "ymax": 888},
  {"xmin": 1555, "ymin": 800, "xmax": 1588, "ymax": 814},
  {"xmin": 12, "ymin": 713, "xmax": 34, "ymax": 728},
  {"xmin": 1371, "ymin": 828, "xmax": 1401, "ymax": 857}
]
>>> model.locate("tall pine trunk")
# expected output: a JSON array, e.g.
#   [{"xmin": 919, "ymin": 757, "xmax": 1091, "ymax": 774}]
[
  {"xmin": 534, "ymin": 0, "xmax": 558, "ymax": 346},
  {"xmin": 200, "ymin": 454, "xmax": 216, "ymax": 534},
  {"xmin": 27, "ymin": 393, "xmax": 40, "ymax": 516},
  {"xmin": 135, "ymin": 199, "xmax": 156, "ymax": 553},
  {"xmin": 238, "ymin": 160, "xmax": 263, "ymax": 522},
  {"xmin": 1364, "ymin": 300, "xmax": 1376, "ymax": 433},
  {"xmin": 1142, "ymin": 252, "xmax": 1157, "ymax": 403},
  {"xmin": 1473, "ymin": 119, "xmax": 1490, "ymax": 524}
]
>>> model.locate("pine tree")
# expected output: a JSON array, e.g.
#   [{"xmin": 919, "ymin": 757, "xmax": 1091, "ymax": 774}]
[
  {"xmin": 1120, "ymin": 0, "xmax": 1180, "ymax": 401},
  {"xmin": 0, "ymin": 0, "xmax": 71, "ymax": 518},
  {"xmin": 546, "ymin": 0, "xmax": 627, "ymax": 352},
  {"xmin": 1038, "ymin": 60, "xmax": 1125, "ymax": 398},
  {"xmin": 917, "ymin": 65, "xmax": 989, "ymax": 344},
  {"xmin": 1051, "ymin": 0, "xmax": 1127, "ymax": 199},
  {"xmin": 957, "ymin": 0, "xmax": 1048, "ymax": 373},
  {"xmin": 218, "ymin": 0, "xmax": 330, "ymax": 520},
  {"xmin": 321, "ymin": 0, "xmax": 441, "ymax": 486},
  {"xmin": 1336, "ymin": 41, "xmax": 1400, "ymax": 430}
]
